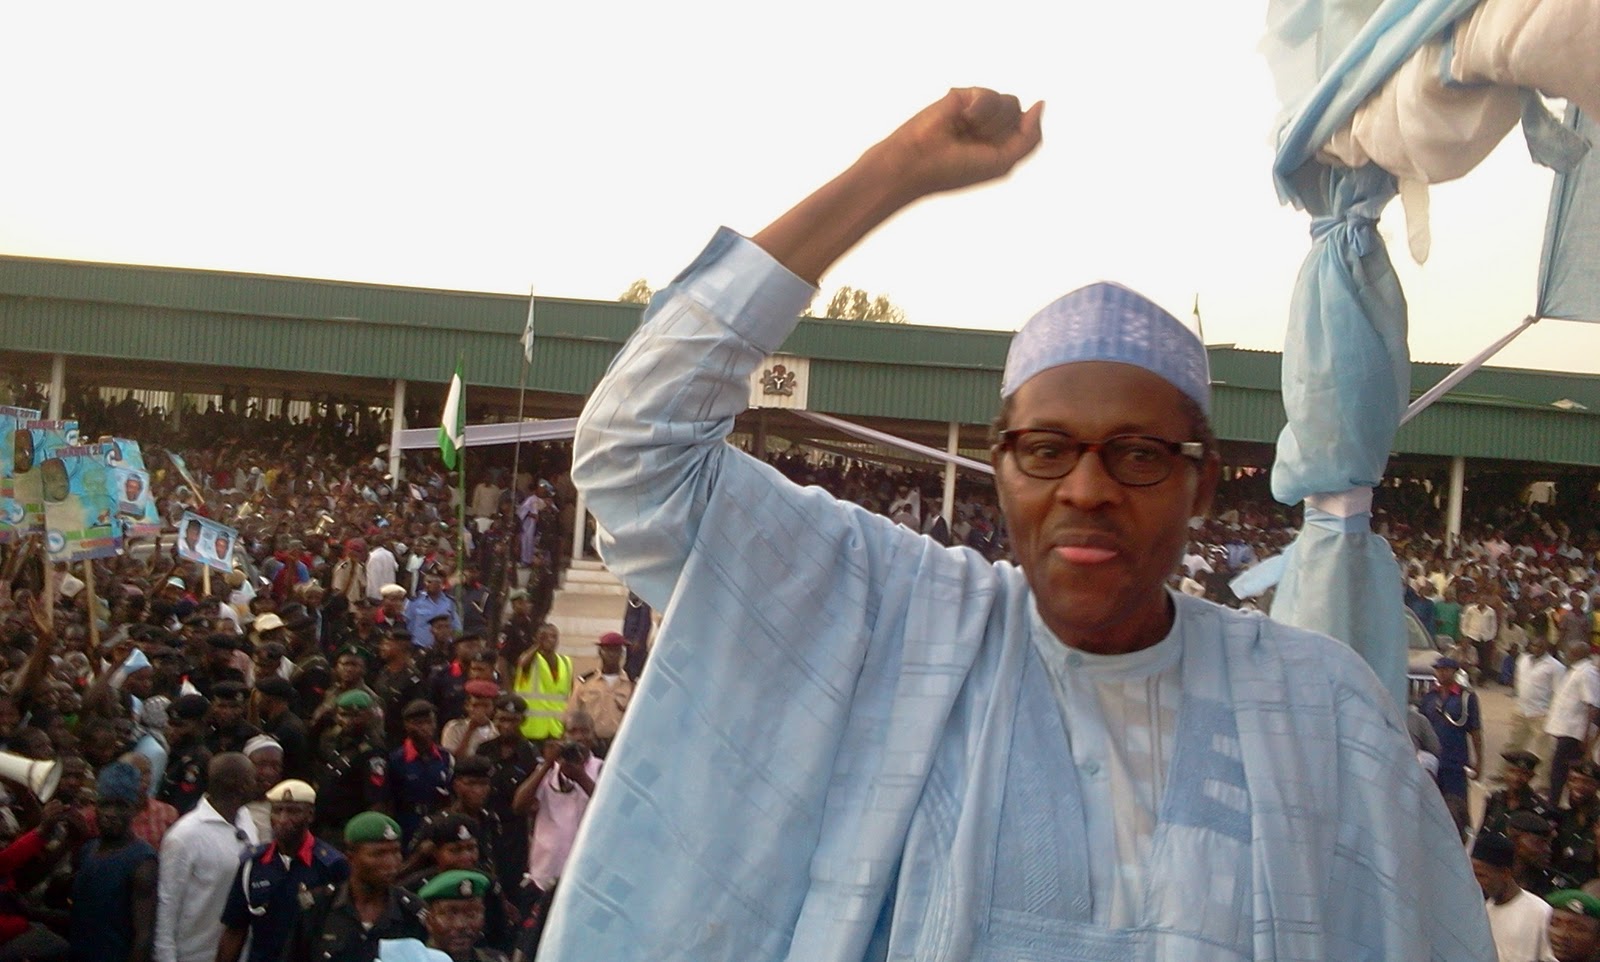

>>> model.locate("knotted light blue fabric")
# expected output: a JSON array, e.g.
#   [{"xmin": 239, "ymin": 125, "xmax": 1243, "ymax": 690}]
[
  {"xmin": 1002, "ymin": 283, "xmax": 1211, "ymax": 413},
  {"xmin": 1262, "ymin": 0, "xmax": 1481, "ymax": 707}
]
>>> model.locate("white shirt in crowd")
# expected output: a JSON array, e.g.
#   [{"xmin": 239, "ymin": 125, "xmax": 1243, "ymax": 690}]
[
  {"xmin": 1461, "ymin": 604, "xmax": 1499, "ymax": 643},
  {"xmin": 1517, "ymin": 652, "xmax": 1567, "ymax": 718},
  {"xmin": 527, "ymin": 755, "xmax": 603, "ymax": 890},
  {"xmin": 1485, "ymin": 888, "xmax": 1555, "ymax": 962},
  {"xmin": 365, "ymin": 544, "xmax": 398, "ymax": 600},
  {"xmin": 1545, "ymin": 657, "xmax": 1600, "ymax": 741},
  {"xmin": 154, "ymin": 796, "xmax": 259, "ymax": 962},
  {"xmin": 1181, "ymin": 552, "xmax": 1213, "ymax": 576}
]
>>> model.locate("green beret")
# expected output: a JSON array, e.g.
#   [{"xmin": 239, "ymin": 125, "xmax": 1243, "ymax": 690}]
[
  {"xmin": 335, "ymin": 689, "xmax": 374, "ymax": 710},
  {"xmin": 417, "ymin": 869, "xmax": 490, "ymax": 902},
  {"xmin": 334, "ymin": 645, "xmax": 366, "ymax": 661},
  {"xmin": 344, "ymin": 811, "xmax": 401, "ymax": 845},
  {"xmin": 1547, "ymin": 890, "xmax": 1600, "ymax": 919}
]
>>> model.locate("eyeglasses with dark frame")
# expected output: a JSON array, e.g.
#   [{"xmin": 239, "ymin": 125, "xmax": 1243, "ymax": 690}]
[{"xmin": 995, "ymin": 429, "xmax": 1207, "ymax": 487}]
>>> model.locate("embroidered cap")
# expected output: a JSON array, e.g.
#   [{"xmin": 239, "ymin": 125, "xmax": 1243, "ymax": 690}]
[
  {"xmin": 1002, "ymin": 282, "xmax": 1210, "ymax": 413},
  {"xmin": 264, "ymin": 779, "xmax": 317, "ymax": 805},
  {"xmin": 1547, "ymin": 890, "xmax": 1600, "ymax": 918},
  {"xmin": 345, "ymin": 811, "xmax": 402, "ymax": 845},
  {"xmin": 417, "ymin": 869, "xmax": 490, "ymax": 902}
]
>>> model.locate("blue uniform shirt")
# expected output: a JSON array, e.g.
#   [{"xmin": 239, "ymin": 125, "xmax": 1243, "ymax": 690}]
[{"xmin": 222, "ymin": 834, "xmax": 350, "ymax": 962}]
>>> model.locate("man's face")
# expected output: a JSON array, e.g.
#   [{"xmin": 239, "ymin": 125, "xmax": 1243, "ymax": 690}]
[
  {"xmin": 1506, "ymin": 766, "xmax": 1533, "ymax": 791},
  {"xmin": 1433, "ymin": 666, "xmax": 1455, "ymax": 689},
  {"xmin": 350, "ymin": 840, "xmax": 403, "ymax": 888},
  {"xmin": 431, "ymin": 620, "xmax": 454, "ymax": 646},
  {"xmin": 1512, "ymin": 828, "xmax": 1552, "ymax": 866},
  {"xmin": 424, "ymin": 897, "xmax": 485, "ymax": 959},
  {"xmin": 383, "ymin": 596, "xmax": 405, "ymax": 617},
  {"xmin": 213, "ymin": 700, "xmax": 244, "ymax": 727},
  {"xmin": 255, "ymin": 651, "xmax": 282, "ymax": 676},
  {"xmin": 1549, "ymin": 910, "xmax": 1600, "ymax": 962},
  {"xmin": 405, "ymin": 714, "xmax": 436, "ymax": 745},
  {"xmin": 993, "ymin": 362, "xmax": 1216, "ymax": 651},
  {"xmin": 96, "ymin": 797, "xmax": 135, "ymax": 839},
  {"xmin": 436, "ymin": 838, "xmax": 480, "ymax": 870},
  {"xmin": 214, "ymin": 535, "xmax": 230, "ymax": 558},
  {"xmin": 598, "ymin": 646, "xmax": 624, "ymax": 675},
  {"xmin": 453, "ymin": 776, "xmax": 490, "ymax": 811},
  {"xmin": 250, "ymin": 750, "xmax": 283, "ymax": 791},
  {"xmin": 185, "ymin": 524, "xmax": 201, "ymax": 550},
  {"xmin": 535, "ymin": 625, "xmax": 559, "ymax": 654},
  {"xmin": 335, "ymin": 655, "xmax": 365, "ymax": 686},
  {"xmin": 380, "ymin": 636, "xmax": 406, "ymax": 663},
  {"xmin": 334, "ymin": 706, "xmax": 368, "ymax": 734},
  {"xmin": 125, "ymin": 477, "xmax": 143, "ymax": 501},
  {"xmin": 454, "ymin": 638, "xmax": 482, "ymax": 664},
  {"xmin": 425, "ymin": 575, "xmax": 444, "ymax": 597},
  {"xmin": 492, "ymin": 710, "xmax": 523, "ymax": 740},
  {"xmin": 512, "ymin": 598, "xmax": 532, "ymax": 618},
  {"xmin": 270, "ymin": 801, "xmax": 314, "ymax": 844},
  {"xmin": 465, "ymin": 695, "xmax": 494, "ymax": 725},
  {"xmin": 1571, "ymin": 772, "xmax": 1599, "ymax": 806},
  {"xmin": 1471, "ymin": 858, "xmax": 1509, "ymax": 900}
]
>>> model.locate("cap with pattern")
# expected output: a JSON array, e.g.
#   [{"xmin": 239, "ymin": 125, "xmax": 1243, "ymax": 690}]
[
  {"xmin": 345, "ymin": 811, "xmax": 402, "ymax": 845},
  {"xmin": 264, "ymin": 779, "xmax": 317, "ymax": 805},
  {"xmin": 1547, "ymin": 890, "xmax": 1600, "ymax": 919},
  {"xmin": 417, "ymin": 869, "xmax": 490, "ymax": 902},
  {"xmin": 336, "ymin": 689, "xmax": 374, "ymax": 710},
  {"xmin": 1002, "ymin": 282, "xmax": 1210, "ymax": 413}
]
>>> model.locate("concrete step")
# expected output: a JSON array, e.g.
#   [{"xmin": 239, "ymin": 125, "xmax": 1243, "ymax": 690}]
[{"xmin": 548, "ymin": 565, "xmax": 627, "ymax": 662}]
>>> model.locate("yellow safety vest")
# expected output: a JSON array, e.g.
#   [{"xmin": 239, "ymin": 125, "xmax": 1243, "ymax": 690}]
[{"xmin": 515, "ymin": 652, "xmax": 572, "ymax": 741}]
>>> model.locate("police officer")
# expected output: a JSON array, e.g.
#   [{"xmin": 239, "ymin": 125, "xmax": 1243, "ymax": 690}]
[
  {"xmin": 160, "ymin": 693, "xmax": 213, "ymax": 815},
  {"xmin": 218, "ymin": 780, "xmax": 350, "ymax": 962},
  {"xmin": 283, "ymin": 812, "xmax": 425, "ymax": 962},
  {"xmin": 1555, "ymin": 761, "xmax": 1600, "ymax": 886},
  {"xmin": 371, "ymin": 630, "xmax": 428, "ymax": 748},
  {"xmin": 1545, "ymin": 889, "xmax": 1600, "ymax": 962},
  {"xmin": 418, "ymin": 870, "xmax": 507, "ymax": 962},
  {"xmin": 388, "ymin": 700, "xmax": 454, "ymax": 843},
  {"xmin": 1480, "ymin": 750, "xmax": 1556, "ymax": 836},
  {"xmin": 399, "ymin": 812, "xmax": 515, "ymax": 951},
  {"xmin": 1511, "ymin": 810, "xmax": 1583, "ymax": 896},
  {"xmin": 312, "ymin": 690, "xmax": 387, "ymax": 841},
  {"xmin": 208, "ymin": 680, "xmax": 264, "ymax": 754},
  {"xmin": 476, "ymin": 695, "xmax": 536, "ymax": 896}
]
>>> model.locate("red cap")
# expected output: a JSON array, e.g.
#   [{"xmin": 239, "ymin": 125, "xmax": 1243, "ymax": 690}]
[
  {"xmin": 598, "ymin": 632, "xmax": 627, "ymax": 648},
  {"xmin": 464, "ymin": 680, "xmax": 501, "ymax": 699}
]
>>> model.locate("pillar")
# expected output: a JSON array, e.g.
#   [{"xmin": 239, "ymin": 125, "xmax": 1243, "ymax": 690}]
[
  {"xmin": 1446, "ymin": 455, "xmax": 1465, "ymax": 556},
  {"xmin": 47, "ymin": 355, "xmax": 65, "ymax": 420},
  {"xmin": 943, "ymin": 421, "xmax": 958, "ymax": 528},
  {"xmin": 389, "ymin": 379, "xmax": 407, "ymax": 481}
]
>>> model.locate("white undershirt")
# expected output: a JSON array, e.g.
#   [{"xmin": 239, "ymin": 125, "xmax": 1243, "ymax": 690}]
[
  {"xmin": 1031, "ymin": 613, "xmax": 1183, "ymax": 929},
  {"xmin": 1485, "ymin": 888, "xmax": 1555, "ymax": 962}
]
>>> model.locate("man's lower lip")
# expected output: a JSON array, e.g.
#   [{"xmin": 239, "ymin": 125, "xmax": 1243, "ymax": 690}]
[{"xmin": 1053, "ymin": 546, "xmax": 1118, "ymax": 565}]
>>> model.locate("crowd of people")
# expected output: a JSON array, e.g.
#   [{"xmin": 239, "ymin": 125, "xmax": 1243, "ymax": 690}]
[{"xmin": 0, "ymin": 380, "xmax": 1598, "ymax": 961}]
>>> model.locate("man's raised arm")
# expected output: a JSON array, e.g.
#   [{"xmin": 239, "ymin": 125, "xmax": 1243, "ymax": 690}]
[{"xmin": 571, "ymin": 89, "xmax": 1041, "ymax": 605}]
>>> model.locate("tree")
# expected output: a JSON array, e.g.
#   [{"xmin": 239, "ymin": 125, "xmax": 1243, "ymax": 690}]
[
  {"xmin": 813, "ymin": 286, "xmax": 908, "ymax": 324},
  {"xmin": 619, "ymin": 279, "xmax": 654, "ymax": 304}
]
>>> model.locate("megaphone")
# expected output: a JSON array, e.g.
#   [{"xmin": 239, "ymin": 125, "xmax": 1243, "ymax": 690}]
[{"xmin": 0, "ymin": 751, "xmax": 61, "ymax": 802}]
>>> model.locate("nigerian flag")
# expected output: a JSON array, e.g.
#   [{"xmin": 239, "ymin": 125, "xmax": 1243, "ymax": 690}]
[{"xmin": 439, "ymin": 359, "xmax": 465, "ymax": 469}]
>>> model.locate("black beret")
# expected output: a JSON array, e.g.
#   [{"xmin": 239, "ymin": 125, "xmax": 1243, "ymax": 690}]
[{"xmin": 256, "ymin": 677, "xmax": 295, "ymax": 701}]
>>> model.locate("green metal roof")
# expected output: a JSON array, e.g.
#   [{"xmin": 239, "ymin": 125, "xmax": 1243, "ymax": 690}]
[{"xmin": 2, "ymin": 254, "xmax": 1600, "ymax": 466}]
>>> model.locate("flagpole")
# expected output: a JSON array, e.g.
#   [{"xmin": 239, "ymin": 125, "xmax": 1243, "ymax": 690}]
[
  {"xmin": 457, "ymin": 355, "xmax": 467, "ymax": 609},
  {"xmin": 509, "ymin": 288, "xmax": 535, "ymax": 588}
]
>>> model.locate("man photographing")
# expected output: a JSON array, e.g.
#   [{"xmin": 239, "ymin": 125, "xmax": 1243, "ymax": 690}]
[{"xmin": 550, "ymin": 88, "xmax": 1490, "ymax": 960}]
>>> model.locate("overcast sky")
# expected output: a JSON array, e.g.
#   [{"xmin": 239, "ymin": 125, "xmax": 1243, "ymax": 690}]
[{"xmin": 2, "ymin": 2, "xmax": 1595, "ymax": 373}]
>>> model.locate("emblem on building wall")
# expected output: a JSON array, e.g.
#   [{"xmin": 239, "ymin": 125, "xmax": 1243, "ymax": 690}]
[{"xmin": 760, "ymin": 364, "xmax": 798, "ymax": 397}]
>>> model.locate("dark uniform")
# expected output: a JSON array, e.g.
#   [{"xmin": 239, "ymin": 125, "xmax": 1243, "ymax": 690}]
[
  {"xmin": 313, "ymin": 732, "xmax": 388, "ymax": 840},
  {"xmin": 1521, "ymin": 863, "xmax": 1584, "ymax": 897},
  {"xmin": 160, "ymin": 737, "xmax": 213, "ymax": 816},
  {"xmin": 282, "ymin": 884, "xmax": 426, "ymax": 962},
  {"xmin": 262, "ymin": 707, "xmax": 312, "ymax": 783},
  {"xmin": 476, "ymin": 735, "xmax": 537, "ymax": 895},
  {"xmin": 222, "ymin": 836, "xmax": 350, "ymax": 962},
  {"xmin": 427, "ymin": 663, "xmax": 471, "ymax": 725},
  {"xmin": 387, "ymin": 740, "xmax": 454, "ymax": 843},
  {"xmin": 371, "ymin": 663, "xmax": 427, "ymax": 748},
  {"xmin": 1554, "ymin": 797, "xmax": 1600, "ymax": 885},
  {"xmin": 208, "ymin": 718, "xmax": 265, "ymax": 755},
  {"xmin": 1480, "ymin": 787, "xmax": 1556, "ymax": 837}
]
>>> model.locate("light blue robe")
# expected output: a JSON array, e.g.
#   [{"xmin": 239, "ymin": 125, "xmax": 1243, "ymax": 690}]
[{"xmin": 547, "ymin": 229, "xmax": 1493, "ymax": 962}]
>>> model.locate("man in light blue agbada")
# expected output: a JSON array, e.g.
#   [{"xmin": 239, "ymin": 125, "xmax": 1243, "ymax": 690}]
[{"xmin": 545, "ymin": 89, "xmax": 1492, "ymax": 961}]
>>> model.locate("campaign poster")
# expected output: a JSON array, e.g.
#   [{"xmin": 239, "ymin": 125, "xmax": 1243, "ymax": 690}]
[
  {"xmin": 42, "ymin": 446, "xmax": 118, "ymax": 562},
  {"xmin": 177, "ymin": 511, "xmax": 238, "ymax": 573},
  {"xmin": 96, "ymin": 437, "xmax": 147, "ymax": 472},
  {"xmin": 107, "ymin": 464, "xmax": 161, "ymax": 538},
  {"xmin": 0, "ymin": 407, "xmax": 40, "ymax": 477},
  {"xmin": 0, "ymin": 407, "xmax": 40, "ymax": 542},
  {"xmin": 7, "ymin": 420, "xmax": 81, "ymax": 535},
  {"xmin": 168, "ymin": 451, "xmax": 202, "ymax": 496}
]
